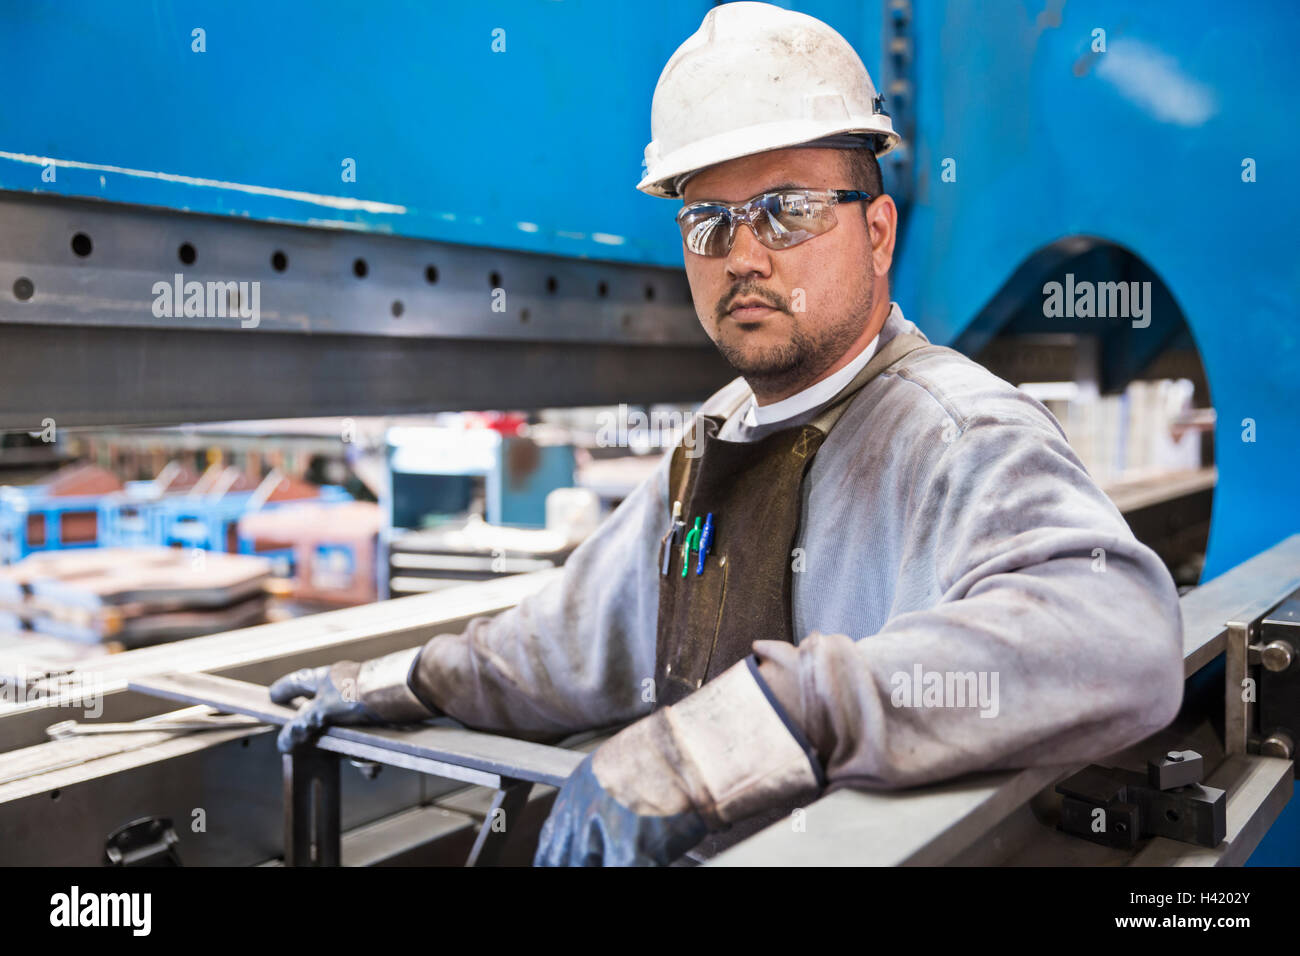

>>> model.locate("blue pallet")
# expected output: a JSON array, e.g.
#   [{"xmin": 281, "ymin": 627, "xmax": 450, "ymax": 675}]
[
  {"xmin": 0, "ymin": 487, "xmax": 105, "ymax": 563},
  {"xmin": 156, "ymin": 485, "xmax": 350, "ymax": 553},
  {"xmin": 96, "ymin": 488, "xmax": 172, "ymax": 550}
]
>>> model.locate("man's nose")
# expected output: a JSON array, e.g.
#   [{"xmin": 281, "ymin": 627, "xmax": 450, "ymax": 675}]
[{"xmin": 725, "ymin": 222, "xmax": 773, "ymax": 279}]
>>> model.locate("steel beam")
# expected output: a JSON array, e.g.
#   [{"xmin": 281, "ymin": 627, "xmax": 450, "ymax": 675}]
[
  {"xmin": 127, "ymin": 671, "xmax": 584, "ymax": 789},
  {"xmin": 128, "ymin": 670, "xmax": 585, "ymax": 867},
  {"xmin": 283, "ymin": 749, "xmax": 341, "ymax": 867},
  {"xmin": 0, "ymin": 324, "xmax": 734, "ymax": 430},
  {"xmin": 0, "ymin": 192, "xmax": 734, "ymax": 428}
]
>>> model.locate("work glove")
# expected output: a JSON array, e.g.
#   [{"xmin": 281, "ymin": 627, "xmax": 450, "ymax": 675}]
[
  {"xmin": 269, "ymin": 661, "xmax": 378, "ymax": 753},
  {"xmin": 533, "ymin": 656, "xmax": 825, "ymax": 866},
  {"xmin": 269, "ymin": 647, "xmax": 436, "ymax": 753}
]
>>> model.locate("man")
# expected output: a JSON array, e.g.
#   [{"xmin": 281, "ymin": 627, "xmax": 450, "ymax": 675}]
[{"xmin": 270, "ymin": 3, "xmax": 1184, "ymax": 866}]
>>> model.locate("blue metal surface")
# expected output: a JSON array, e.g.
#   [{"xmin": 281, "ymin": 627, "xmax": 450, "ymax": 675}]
[
  {"xmin": 5, "ymin": 0, "xmax": 1295, "ymax": 580},
  {"xmin": 96, "ymin": 485, "xmax": 350, "ymax": 552},
  {"xmin": 888, "ymin": 0, "xmax": 1300, "ymax": 587},
  {"xmin": 0, "ymin": 0, "xmax": 708, "ymax": 264}
]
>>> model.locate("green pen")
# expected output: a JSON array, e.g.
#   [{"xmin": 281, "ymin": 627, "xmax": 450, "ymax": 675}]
[{"xmin": 681, "ymin": 516, "xmax": 703, "ymax": 578}]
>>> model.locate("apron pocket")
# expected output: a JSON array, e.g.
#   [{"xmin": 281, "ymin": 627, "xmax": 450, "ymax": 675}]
[{"xmin": 661, "ymin": 552, "xmax": 729, "ymax": 704}]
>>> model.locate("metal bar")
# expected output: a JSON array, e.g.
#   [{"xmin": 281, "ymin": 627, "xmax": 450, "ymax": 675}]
[
  {"xmin": 283, "ymin": 750, "xmax": 341, "ymax": 867},
  {"xmin": 707, "ymin": 766, "xmax": 1068, "ymax": 867},
  {"xmin": 1181, "ymin": 533, "xmax": 1300, "ymax": 677},
  {"xmin": 464, "ymin": 779, "xmax": 535, "ymax": 867},
  {"xmin": 1224, "ymin": 620, "xmax": 1253, "ymax": 756},
  {"xmin": 0, "ymin": 192, "xmax": 704, "ymax": 344},
  {"xmin": 45, "ymin": 715, "xmax": 259, "ymax": 738},
  {"xmin": 0, "ymin": 709, "xmax": 261, "ymax": 792},
  {"xmin": 128, "ymin": 671, "xmax": 584, "ymax": 788},
  {"xmin": 312, "ymin": 736, "xmax": 502, "ymax": 790},
  {"xmin": 0, "ymin": 324, "xmax": 733, "ymax": 430}
]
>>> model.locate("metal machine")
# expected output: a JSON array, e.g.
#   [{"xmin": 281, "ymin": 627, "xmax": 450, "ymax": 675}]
[
  {"xmin": 2, "ymin": 535, "xmax": 1297, "ymax": 866},
  {"xmin": 1, "ymin": 1, "xmax": 1297, "ymax": 863}
]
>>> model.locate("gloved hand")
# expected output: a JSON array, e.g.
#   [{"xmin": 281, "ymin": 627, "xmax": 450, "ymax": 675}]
[
  {"xmin": 269, "ymin": 647, "xmax": 438, "ymax": 753},
  {"xmin": 533, "ymin": 744, "xmax": 709, "ymax": 867},
  {"xmin": 533, "ymin": 657, "xmax": 824, "ymax": 866},
  {"xmin": 269, "ymin": 661, "xmax": 381, "ymax": 753}
]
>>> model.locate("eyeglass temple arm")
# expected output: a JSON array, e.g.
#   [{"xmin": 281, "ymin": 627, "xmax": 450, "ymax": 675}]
[{"xmin": 833, "ymin": 189, "xmax": 874, "ymax": 204}]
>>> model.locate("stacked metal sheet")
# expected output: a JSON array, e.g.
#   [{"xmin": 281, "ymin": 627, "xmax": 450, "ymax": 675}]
[
  {"xmin": 387, "ymin": 516, "xmax": 575, "ymax": 597},
  {"xmin": 0, "ymin": 548, "xmax": 272, "ymax": 647}
]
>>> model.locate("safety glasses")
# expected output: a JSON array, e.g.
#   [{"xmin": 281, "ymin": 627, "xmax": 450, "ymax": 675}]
[{"xmin": 675, "ymin": 188, "xmax": 873, "ymax": 258}]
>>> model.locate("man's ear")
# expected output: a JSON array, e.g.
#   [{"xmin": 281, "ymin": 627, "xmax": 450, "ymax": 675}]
[{"xmin": 865, "ymin": 194, "xmax": 898, "ymax": 276}]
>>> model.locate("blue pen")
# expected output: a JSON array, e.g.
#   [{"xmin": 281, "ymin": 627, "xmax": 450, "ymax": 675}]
[{"xmin": 695, "ymin": 512, "xmax": 714, "ymax": 575}]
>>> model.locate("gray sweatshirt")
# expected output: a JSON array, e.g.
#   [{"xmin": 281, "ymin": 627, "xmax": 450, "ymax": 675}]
[{"xmin": 404, "ymin": 303, "xmax": 1185, "ymax": 797}]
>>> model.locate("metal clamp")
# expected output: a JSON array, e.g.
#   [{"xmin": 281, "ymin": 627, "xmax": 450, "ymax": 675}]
[
  {"xmin": 1228, "ymin": 588, "xmax": 1300, "ymax": 770},
  {"xmin": 105, "ymin": 816, "xmax": 182, "ymax": 866},
  {"xmin": 1056, "ymin": 749, "xmax": 1226, "ymax": 849}
]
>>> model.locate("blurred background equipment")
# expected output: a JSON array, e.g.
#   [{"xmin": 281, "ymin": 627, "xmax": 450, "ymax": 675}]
[
  {"xmin": 238, "ymin": 500, "xmax": 381, "ymax": 607},
  {"xmin": 0, "ymin": 547, "xmax": 271, "ymax": 648},
  {"xmin": 0, "ymin": 463, "xmax": 123, "ymax": 562}
]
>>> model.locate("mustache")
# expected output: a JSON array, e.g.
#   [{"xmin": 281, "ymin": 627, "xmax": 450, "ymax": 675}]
[{"xmin": 715, "ymin": 284, "xmax": 790, "ymax": 321}]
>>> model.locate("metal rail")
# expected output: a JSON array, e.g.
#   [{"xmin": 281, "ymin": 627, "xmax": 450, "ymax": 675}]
[{"xmin": 127, "ymin": 671, "xmax": 584, "ymax": 867}]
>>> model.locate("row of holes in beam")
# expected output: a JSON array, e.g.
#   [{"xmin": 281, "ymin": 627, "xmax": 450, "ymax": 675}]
[{"xmin": 65, "ymin": 232, "xmax": 664, "ymax": 303}]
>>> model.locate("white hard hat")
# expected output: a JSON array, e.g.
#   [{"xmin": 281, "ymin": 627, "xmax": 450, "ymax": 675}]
[{"xmin": 637, "ymin": 1, "xmax": 900, "ymax": 199}]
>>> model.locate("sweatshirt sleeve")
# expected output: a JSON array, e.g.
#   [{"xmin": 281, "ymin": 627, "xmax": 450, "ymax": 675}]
[
  {"xmin": 753, "ymin": 411, "xmax": 1187, "ymax": 790},
  {"xmin": 380, "ymin": 447, "xmax": 672, "ymax": 741}
]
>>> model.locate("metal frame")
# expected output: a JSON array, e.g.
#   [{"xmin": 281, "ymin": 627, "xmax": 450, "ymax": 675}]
[
  {"xmin": 6, "ymin": 537, "xmax": 1299, "ymax": 867},
  {"xmin": 283, "ymin": 749, "xmax": 341, "ymax": 867},
  {"xmin": 127, "ymin": 670, "xmax": 583, "ymax": 867},
  {"xmin": 0, "ymin": 192, "xmax": 733, "ymax": 429},
  {"xmin": 0, "ymin": 570, "xmax": 572, "ymax": 867}
]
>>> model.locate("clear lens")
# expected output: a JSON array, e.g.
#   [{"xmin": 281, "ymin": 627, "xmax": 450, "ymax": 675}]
[
  {"xmin": 677, "ymin": 190, "xmax": 842, "ymax": 257},
  {"xmin": 678, "ymin": 206, "xmax": 732, "ymax": 257},
  {"xmin": 756, "ymin": 192, "xmax": 837, "ymax": 250}
]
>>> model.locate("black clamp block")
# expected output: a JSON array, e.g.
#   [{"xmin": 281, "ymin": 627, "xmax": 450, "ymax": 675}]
[
  {"xmin": 1055, "ymin": 750, "xmax": 1226, "ymax": 850},
  {"xmin": 1148, "ymin": 750, "xmax": 1204, "ymax": 790}
]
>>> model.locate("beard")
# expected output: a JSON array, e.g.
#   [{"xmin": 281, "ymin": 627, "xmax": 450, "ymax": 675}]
[{"xmin": 712, "ymin": 277, "xmax": 875, "ymax": 398}]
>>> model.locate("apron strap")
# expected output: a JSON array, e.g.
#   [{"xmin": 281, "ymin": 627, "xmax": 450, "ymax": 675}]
[
  {"xmin": 716, "ymin": 331, "xmax": 931, "ymax": 431},
  {"xmin": 807, "ymin": 331, "xmax": 930, "ymax": 435},
  {"xmin": 668, "ymin": 332, "xmax": 931, "ymax": 507}
]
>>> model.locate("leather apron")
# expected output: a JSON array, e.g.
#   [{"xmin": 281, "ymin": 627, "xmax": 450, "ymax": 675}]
[{"xmin": 654, "ymin": 332, "xmax": 929, "ymax": 709}]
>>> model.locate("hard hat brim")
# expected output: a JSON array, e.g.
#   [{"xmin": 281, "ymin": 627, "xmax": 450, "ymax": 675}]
[{"xmin": 637, "ymin": 118, "xmax": 901, "ymax": 199}]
